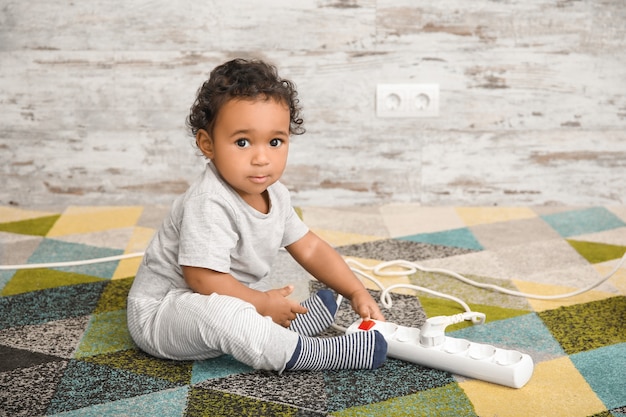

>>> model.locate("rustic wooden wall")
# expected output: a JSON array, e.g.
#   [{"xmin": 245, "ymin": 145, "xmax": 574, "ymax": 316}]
[{"xmin": 1, "ymin": 0, "xmax": 625, "ymax": 208}]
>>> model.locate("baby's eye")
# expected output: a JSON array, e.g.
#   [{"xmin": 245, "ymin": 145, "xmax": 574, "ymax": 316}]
[
  {"xmin": 269, "ymin": 138, "xmax": 283, "ymax": 147},
  {"xmin": 236, "ymin": 139, "xmax": 250, "ymax": 148}
]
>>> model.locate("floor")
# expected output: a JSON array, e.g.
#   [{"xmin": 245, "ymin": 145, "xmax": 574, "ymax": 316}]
[{"xmin": 1, "ymin": 204, "xmax": 625, "ymax": 416}]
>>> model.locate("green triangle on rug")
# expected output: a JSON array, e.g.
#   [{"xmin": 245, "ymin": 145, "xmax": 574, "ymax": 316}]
[
  {"xmin": 82, "ymin": 348, "xmax": 194, "ymax": 385},
  {"xmin": 567, "ymin": 240, "xmax": 626, "ymax": 264},
  {"xmin": 1, "ymin": 268, "xmax": 106, "ymax": 296},
  {"xmin": 186, "ymin": 386, "xmax": 302, "ymax": 416},
  {"xmin": 74, "ymin": 310, "xmax": 136, "ymax": 358},
  {"xmin": 567, "ymin": 239, "xmax": 626, "ymax": 264},
  {"xmin": 0, "ymin": 215, "xmax": 60, "ymax": 236},
  {"xmin": 334, "ymin": 382, "xmax": 476, "ymax": 417},
  {"xmin": 93, "ymin": 277, "xmax": 134, "ymax": 314}
]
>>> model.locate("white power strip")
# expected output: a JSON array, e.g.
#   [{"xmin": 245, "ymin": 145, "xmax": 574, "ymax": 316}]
[{"xmin": 346, "ymin": 318, "xmax": 534, "ymax": 389}]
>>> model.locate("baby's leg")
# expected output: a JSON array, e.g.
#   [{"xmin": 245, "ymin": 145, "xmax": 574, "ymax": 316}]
[
  {"xmin": 284, "ymin": 331, "xmax": 387, "ymax": 371},
  {"xmin": 288, "ymin": 289, "xmax": 337, "ymax": 336},
  {"xmin": 128, "ymin": 289, "xmax": 299, "ymax": 370},
  {"xmin": 129, "ymin": 289, "xmax": 387, "ymax": 372}
]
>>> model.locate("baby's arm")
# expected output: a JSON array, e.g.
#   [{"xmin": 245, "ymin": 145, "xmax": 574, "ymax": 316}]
[
  {"xmin": 286, "ymin": 231, "xmax": 385, "ymax": 321},
  {"xmin": 182, "ymin": 266, "xmax": 307, "ymax": 327}
]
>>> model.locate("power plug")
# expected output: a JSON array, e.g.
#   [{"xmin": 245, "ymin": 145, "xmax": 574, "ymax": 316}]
[{"xmin": 419, "ymin": 313, "xmax": 486, "ymax": 348}]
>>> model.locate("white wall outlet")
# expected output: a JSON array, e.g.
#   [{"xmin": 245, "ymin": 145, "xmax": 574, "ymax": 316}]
[{"xmin": 376, "ymin": 83, "xmax": 439, "ymax": 118}]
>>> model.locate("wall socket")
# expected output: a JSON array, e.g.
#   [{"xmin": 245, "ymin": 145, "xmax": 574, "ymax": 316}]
[{"xmin": 376, "ymin": 83, "xmax": 439, "ymax": 118}]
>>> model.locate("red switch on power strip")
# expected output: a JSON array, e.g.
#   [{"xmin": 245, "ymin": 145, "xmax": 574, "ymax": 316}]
[{"xmin": 358, "ymin": 320, "xmax": 376, "ymax": 331}]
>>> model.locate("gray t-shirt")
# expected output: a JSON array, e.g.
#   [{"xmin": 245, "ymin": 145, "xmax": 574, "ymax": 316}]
[{"xmin": 129, "ymin": 163, "xmax": 309, "ymax": 299}]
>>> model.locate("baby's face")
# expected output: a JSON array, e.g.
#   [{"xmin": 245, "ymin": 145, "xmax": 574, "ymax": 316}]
[{"xmin": 204, "ymin": 97, "xmax": 291, "ymax": 210}]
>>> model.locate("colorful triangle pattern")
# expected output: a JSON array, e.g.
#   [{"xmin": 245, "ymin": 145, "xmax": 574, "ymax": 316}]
[{"xmin": 0, "ymin": 205, "xmax": 624, "ymax": 416}]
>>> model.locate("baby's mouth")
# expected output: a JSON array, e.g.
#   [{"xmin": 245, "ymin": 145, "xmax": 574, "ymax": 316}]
[{"xmin": 249, "ymin": 175, "xmax": 269, "ymax": 184}]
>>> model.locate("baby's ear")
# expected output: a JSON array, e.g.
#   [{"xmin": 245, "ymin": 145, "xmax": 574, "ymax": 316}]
[{"xmin": 196, "ymin": 129, "xmax": 214, "ymax": 159}]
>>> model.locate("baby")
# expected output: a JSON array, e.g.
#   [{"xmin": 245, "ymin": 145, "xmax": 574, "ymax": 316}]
[{"xmin": 127, "ymin": 58, "xmax": 387, "ymax": 372}]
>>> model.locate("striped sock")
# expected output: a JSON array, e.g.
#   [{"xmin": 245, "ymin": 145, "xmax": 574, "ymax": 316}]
[
  {"xmin": 288, "ymin": 290, "xmax": 337, "ymax": 337},
  {"xmin": 284, "ymin": 330, "xmax": 387, "ymax": 371}
]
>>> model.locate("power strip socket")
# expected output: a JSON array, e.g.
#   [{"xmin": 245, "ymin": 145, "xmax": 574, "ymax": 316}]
[{"xmin": 346, "ymin": 319, "xmax": 534, "ymax": 388}]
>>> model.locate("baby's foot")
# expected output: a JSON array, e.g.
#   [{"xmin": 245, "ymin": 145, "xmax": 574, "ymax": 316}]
[{"xmin": 288, "ymin": 289, "xmax": 337, "ymax": 336}]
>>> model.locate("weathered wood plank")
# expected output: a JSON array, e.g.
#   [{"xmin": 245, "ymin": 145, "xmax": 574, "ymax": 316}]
[
  {"xmin": 0, "ymin": 0, "xmax": 624, "ymax": 208},
  {"xmin": 0, "ymin": 0, "xmax": 376, "ymax": 52},
  {"xmin": 421, "ymin": 130, "xmax": 626, "ymax": 205}
]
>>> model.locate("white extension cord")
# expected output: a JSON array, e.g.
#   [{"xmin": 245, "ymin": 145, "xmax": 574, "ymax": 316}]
[
  {"xmin": 0, "ymin": 253, "xmax": 145, "ymax": 270},
  {"xmin": 325, "ymin": 252, "xmax": 625, "ymax": 332},
  {"xmin": 1, "ymin": 250, "xmax": 625, "ymax": 321},
  {"xmin": 346, "ymin": 253, "xmax": 626, "ymax": 301}
]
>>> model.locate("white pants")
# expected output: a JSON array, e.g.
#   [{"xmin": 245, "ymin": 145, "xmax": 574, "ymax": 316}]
[{"xmin": 127, "ymin": 289, "xmax": 300, "ymax": 371}]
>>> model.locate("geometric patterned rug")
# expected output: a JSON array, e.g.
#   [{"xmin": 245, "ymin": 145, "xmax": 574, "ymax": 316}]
[{"xmin": 1, "ymin": 205, "xmax": 625, "ymax": 417}]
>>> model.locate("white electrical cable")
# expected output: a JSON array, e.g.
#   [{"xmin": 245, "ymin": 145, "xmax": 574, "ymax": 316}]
[
  {"xmin": 3, "ymin": 246, "xmax": 624, "ymax": 335},
  {"xmin": 0, "ymin": 252, "xmax": 146, "ymax": 270},
  {"xmin": 327, "ymin": 252, "xmax": 625, "ymax": 332},
  {"xmin": 331, "ymin": 265, "xmax": 488, "ymax": 333},
  {"xmin": 349, "ymin": 265, "xmax": 476, "ymax": 314},
  {"xmin": 345, "ymin": 251, "xmax": 626, "ymax": 301},
  {"xmin": 1, "ymin": 249, "xmax": 624, "ymax": 303}
]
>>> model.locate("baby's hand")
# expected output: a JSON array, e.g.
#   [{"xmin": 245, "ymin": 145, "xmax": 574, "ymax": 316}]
[
  {"xmin": 263, "ymin": 285, "xmax": 308, "ymax": 327},
  {"xmin": 350, "ymin": 288, "xmax": 385, "ymax": 321}
]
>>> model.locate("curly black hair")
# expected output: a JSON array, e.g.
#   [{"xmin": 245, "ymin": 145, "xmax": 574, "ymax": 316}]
[{"xmin": 186, "ymin": 58, "xmax": 305, "ymax": 139}]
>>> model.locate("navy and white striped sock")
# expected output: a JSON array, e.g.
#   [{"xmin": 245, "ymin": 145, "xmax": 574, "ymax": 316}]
[
  {"xmin": 284, "ymin": 330, "xmax": 387, "ymax": 371},
  {"xmin": 288, "ymin": 290, "xmax": 337, "ymax": 337}
]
